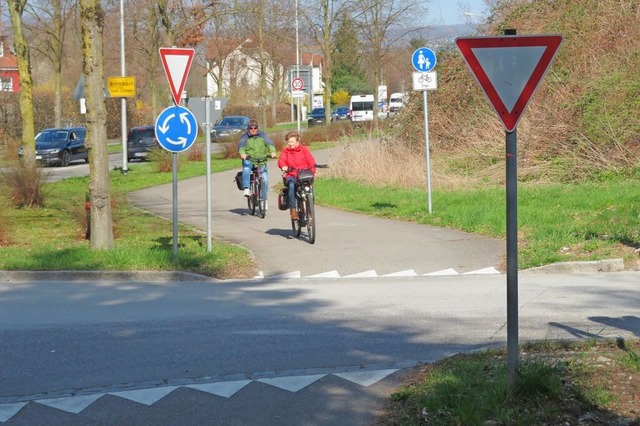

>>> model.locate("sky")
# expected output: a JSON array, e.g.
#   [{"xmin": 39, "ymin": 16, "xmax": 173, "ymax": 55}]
[{"xmin": 431, "ymin": 0, "xmax": 489, "ymax": 26}]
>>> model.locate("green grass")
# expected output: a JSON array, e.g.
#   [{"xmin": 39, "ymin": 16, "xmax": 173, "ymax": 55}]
[
  {"xmin": 0, "ymin": 156, "xmax": 253, "ymax": 278},
  {"xmin": 314, "ymin": 178, "xmax": 640, "ymax": 269},
  {"xmin": 381, "ymin": 339, "xmax": 640, "ymax": 425}
]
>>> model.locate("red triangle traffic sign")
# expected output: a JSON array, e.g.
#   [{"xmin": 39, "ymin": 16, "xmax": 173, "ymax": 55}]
[
  {"xmin": 455, "ymin": 35, "xmax": 563, "ymax": 132},
  {"xmin": 159, "ymin": 47, "xmax": 195, "ymax": 105}
]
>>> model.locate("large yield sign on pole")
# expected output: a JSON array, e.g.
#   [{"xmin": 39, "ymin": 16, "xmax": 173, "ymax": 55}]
[
  {"xmin": 456, "ymin": 33, "xmax": 563, "ymax": 394},
  {"xmin": 159, "ymin": 47, "xmax": 195, "ymax": 105},
  {"xmin": 455, "ymin": 35, "xmax": 563, "ymax": 132}
]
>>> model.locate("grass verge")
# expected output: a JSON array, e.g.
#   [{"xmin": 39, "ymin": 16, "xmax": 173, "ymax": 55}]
[
  {"xmin": 0, "ymin": 156, "xmax": 257, "ymax": 279},
  {"xmin": 313, "ymin": 178, "xmax": 640, "ymax": 270},
  {"xmin": 377, "ymin": 338, "xmax": 640, "ymax": 425}
]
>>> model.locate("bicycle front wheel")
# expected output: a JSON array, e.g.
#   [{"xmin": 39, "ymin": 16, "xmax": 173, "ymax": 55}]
[
  {"xmin": 305, "ymin": 193, "xmax": 316, "ymax": 244},
  {"xmin": 257, "ymin": 178, "xmax": 266, "ymax": 218},
  {"xmin": 248, "ymin": 179, "xmax": 257, "ymax": 215},
  {"xmin": 295, "ymin": 196, "xmax": 304, "ymax": 237}
]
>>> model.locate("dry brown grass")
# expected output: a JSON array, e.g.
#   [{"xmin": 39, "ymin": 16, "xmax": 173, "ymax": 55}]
[
  {"xmin": 372, "ymin": 0, "xmax": 640, "ymax": 189},
  {"xmin": 0, "ymin": 155, "xmax": 49, "ymax": 208}
]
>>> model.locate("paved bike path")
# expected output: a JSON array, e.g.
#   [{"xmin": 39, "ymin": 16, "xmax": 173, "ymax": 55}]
[{"xmin": 127, "ymin": 148, "xmax": 504, "ymax": 278}]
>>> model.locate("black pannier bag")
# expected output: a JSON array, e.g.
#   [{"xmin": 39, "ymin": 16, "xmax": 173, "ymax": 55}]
[
  {"xmin": 278, "ymin": 188, "xmax": 289, "ymax": 210},
  {"xmin": 234, "ymin": 171, "xmax": 243, "ymax": 190}
]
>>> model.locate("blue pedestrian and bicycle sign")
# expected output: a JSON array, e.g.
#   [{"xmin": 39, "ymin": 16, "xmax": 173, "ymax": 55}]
[
  {"xmin": 155, "ymin": 105, "xmax": 198, "ymax": 153},
  {"xmin": 412, "ymin": 47, "xmax": 437, "ymax": 72}
]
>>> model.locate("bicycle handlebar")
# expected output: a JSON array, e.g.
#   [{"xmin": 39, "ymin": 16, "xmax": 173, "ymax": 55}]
[{"xmin": 284, "ymin": 164, "xmax": 329, "ymax": 172}]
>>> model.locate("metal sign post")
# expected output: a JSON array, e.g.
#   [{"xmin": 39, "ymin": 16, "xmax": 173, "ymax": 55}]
[{"xmin": 411, "ymin": 47, "xmax": 437, "ymax": 214}]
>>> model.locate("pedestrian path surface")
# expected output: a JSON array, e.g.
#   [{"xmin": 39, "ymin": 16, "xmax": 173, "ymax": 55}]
[{"xmin": 127, "ymin": 148, "xmax": 505, "ymax": 278}]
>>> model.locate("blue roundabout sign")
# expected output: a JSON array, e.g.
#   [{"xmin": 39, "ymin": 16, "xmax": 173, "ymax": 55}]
[{"xmin": 155, "ymin": 105, "xmax": 198, "ymax": 153}]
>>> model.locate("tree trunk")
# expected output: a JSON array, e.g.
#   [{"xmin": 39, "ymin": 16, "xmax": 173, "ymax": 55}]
[
  {"xmin": 80, "ymin": 0, "xmax": 114, "ymax": 250},
  {"xmin": 7, "ymin": 0, "xmax": 35, "ymax": 152}
]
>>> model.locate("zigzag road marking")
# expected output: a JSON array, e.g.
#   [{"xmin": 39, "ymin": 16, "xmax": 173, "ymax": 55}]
[
  {"xmin": 0, "ymin": 369, "xmax": 400, "ymax": 422},
  {"xmin": 253, "ymin": 267, "xmax": 501, "ymax": 279}
]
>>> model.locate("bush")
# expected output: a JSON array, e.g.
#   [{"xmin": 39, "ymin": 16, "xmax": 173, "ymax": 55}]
[{"xmin": 0, "ymin": 155, "xmax": 49, "ymax": 208}]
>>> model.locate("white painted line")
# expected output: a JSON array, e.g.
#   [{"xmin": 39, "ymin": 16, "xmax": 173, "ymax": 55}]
[
  {"xmin": 424, "ymin": 268, "xmax": 459, "ymax": 276},
  {"xmin": 186, "ymin": 380, "xmax": 251, "ymax": 398},
  {"xmin": 0, "ymin": 402, "xmax": 27, "ymax": 422},
  {"xmin": 110, "ymin": 386, "xmax": 178, "ymax": 405},
  {"xmin": 463, "ymin": 267, "xmax": 500, "ymax": 275},
  {"xmin": 37, "ymin": 394, "xmax": 103, "ymax": 414},
  {"xmin": 333, "ymin": 369, "xmax": 399, "ymax": 387},
  {"xmin": 383, "ymin": 269, "xmax": 417, "ymax": 277},
  {"xmin": 305, "ymin": 270, "xmax": 341, "ymax": 278},
  {"xmin": 257, "ymin": 374, "xmax": 326, "ymax": 392},
  {"xmin": 344, "ymin": 270, "xmax": 378, "ymax": 278},
  {"xmin": 270, "ymin": 271, "xmax": 301, "ymax": 279}
]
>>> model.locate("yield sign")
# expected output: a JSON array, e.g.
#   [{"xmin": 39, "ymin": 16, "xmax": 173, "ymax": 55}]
[
  {"xmin": 159, "ymin": 47, "xmax": 195, "ymax": 105},
  {"xmin": 455, "ymin": 35, "xmax": 563, "ymax": 132}
]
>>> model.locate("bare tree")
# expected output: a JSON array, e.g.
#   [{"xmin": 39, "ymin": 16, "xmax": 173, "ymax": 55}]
[
  {"xmin": 356, "ymin": 0, "xmax": 424, "ymax": 126},
  {"xmin": 24, "ymin": 0, "xmax": 72, "ymax": 127},
  {"xmin": 80, "ymin": 0, "xmax": 114, "ymax": 249},
  {"xmin": 300, "ymin": 0, "xmax": 356, "ymax": 124},
  {"xmin": 5, "ymin": 0, "xmax": 35, "ymax": 152}
]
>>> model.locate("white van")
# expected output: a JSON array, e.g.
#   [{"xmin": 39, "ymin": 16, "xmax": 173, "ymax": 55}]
[
  {"xmin": 349, "ymin": 95, "xmax": 375, "ymax": 122},
  {"xmin": 389, "ymin": 92, "xmax": 407, "ymax": 114}
]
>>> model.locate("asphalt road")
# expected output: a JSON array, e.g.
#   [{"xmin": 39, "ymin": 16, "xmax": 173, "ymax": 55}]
[{"xmin": 1, "ymin": 272, "xmax": 639, "ymax": 424}]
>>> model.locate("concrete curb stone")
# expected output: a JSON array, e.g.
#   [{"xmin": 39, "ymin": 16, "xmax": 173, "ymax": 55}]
[
  {"xmin": 521, "ymin": 258, "xmax": 624, "ymax": 274},
  {"xmin": 0, "ymin": 270, "xmax": 217, "ymax": 283},
  {"xmin": 0, "ymin": 258, "xmax": 626, "ymax": 282}
]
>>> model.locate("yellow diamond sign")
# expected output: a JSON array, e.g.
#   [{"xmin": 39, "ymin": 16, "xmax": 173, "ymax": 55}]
[{"xmin": 108, "ymin": 76, "xmax": 136, "ymax": 97}]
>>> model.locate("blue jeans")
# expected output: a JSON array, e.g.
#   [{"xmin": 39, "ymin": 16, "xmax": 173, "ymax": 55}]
[
  {"xmin": 242, "ymin": 160, "xmax": 269, "ymax": 199},
  {"xmin": 285, "ymin": 176, "xmax": 297, "ymax": 209}
]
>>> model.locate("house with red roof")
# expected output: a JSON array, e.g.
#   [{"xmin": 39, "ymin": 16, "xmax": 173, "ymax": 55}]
[{"xmin": 0, "ymin": 35, "xmax": 20, "ymax": 92}]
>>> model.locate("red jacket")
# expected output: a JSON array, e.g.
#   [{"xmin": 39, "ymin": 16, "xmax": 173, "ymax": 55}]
[{"xmin": 277, "ymin": 144, "xmax": 316, "ymax": 179}]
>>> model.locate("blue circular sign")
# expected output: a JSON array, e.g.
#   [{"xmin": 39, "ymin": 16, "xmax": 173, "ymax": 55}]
[
  {"xmin": 412, "ymin": 47, "xmax": 437, "ymax": 72},
  {"xmin": 155, "ymin": 105, "xmax": 198, "ymax": 153}
]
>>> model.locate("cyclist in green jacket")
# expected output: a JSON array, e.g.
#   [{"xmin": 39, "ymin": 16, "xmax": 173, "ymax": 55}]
[{"xmin": 238, "ymin": 119, "xmax": 277, "ymax": 201}]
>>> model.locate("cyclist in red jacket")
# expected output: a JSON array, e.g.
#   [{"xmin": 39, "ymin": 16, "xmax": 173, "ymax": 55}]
[{"xmin": 277, "ymin": 131, "xmax": 316, "ymax": 220}]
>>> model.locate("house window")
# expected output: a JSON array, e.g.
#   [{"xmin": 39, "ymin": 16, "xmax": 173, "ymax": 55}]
[
  {"xmin": 0, "ymin": 42, "xmax": 4, "ymax": 56},
  {"xmin": 0, "ymin": 77, "xmax": 13, "ymax": 91}
]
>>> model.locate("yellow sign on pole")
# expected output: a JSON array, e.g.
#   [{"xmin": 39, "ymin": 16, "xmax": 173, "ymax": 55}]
[{"xmin": 108, "ymin": 76, "xmax": 136, "ymax": 97}]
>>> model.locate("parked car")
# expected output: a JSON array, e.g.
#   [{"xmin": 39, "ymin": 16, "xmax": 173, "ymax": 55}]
[
  {"xmin": 307, "ymin": 107, "xmax": 333, "ymax": 127},
  {"xmin": 127, "ymin": 125, "xmax": 157, "ymax": 162},
  {"xmin": 334, "ymin": 106, "xmax": 351, "ymax": 121},
  {"xmin": 211, "ymin": 115, "xmax": 250, "ymax": 143},
  {"xmin": 18, "ymin": 127, "xmax": 88, "ymax": 167}
]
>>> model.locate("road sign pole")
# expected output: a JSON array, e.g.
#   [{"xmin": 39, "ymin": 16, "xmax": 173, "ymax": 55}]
[
  {"xmin": 205, "ymin": 95, "xmax": 212, "ymax": 252},
  {"xmin": 422, "ymin": 91, "xmax": 432, "ymax": 214},
  {"xmin": 506, "ymin": 127, "xmax": 519, "ymax": 393}
]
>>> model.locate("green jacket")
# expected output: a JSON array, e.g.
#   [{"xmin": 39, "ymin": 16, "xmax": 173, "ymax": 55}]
[{"xmin": 238, "ymin": 135, "xmax": 276, "ymax": 164}]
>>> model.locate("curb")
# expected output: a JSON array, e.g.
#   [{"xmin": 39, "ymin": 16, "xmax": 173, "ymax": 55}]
[
  {"xmin": 0, "ymin": 270, "xmax": 216, "ymax": 283},
  {"xmin": 521, "ymin": 258, "xmax": 625, "ymax": 274}
]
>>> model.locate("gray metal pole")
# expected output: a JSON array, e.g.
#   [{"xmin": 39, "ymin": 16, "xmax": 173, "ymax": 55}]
[
  {"xmin": 503, "ymin": 27, "xmax": 519, "ymax": 396},
  {"xmin": 205, "ymin": 95, "xmax": 212, "ymax": 252},
  {"xmin": 422, "ymin": 91, "xmax": 432, "ymax": 213},
  {"xmin": 119, "ymin": 0, "xmax": 128, "ymax": 175},
  {"xmin": 172, "ymin": 153, "xmax": 178, "ymax": 257},
  {"xmin": 506, "ymin": 128, "xmax": 518, "ymax": 393}
]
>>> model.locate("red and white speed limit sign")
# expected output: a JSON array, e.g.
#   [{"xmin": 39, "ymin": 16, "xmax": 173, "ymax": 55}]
[{"xmin": 291, "ymin": 78, "xmax": 304, "ymax": 91}]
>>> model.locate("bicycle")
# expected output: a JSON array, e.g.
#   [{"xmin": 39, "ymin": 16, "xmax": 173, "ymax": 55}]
[
  {"xmin": 246, "ymin": 156, "xmax": 270, "ymax": 219},
  {"xmin": 282, "ymin": 164, "xmax": 328, "ymax": 244}
]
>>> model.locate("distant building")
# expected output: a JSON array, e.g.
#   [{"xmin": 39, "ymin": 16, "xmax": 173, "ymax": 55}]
[
  {"xmin": 205, "ymin": 37, "xmax": 323, "ymax": 106},
  {"xmin": 0, "ymin": 35, "xmax": 19, "ymax": 92}
]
